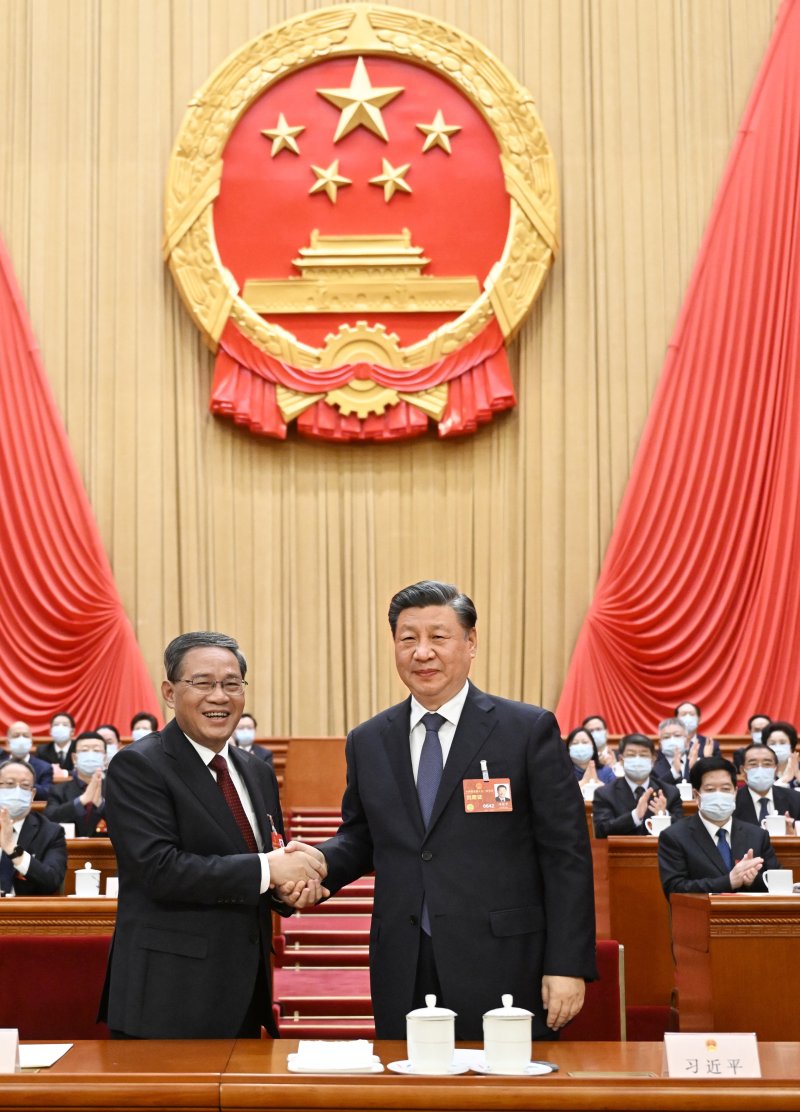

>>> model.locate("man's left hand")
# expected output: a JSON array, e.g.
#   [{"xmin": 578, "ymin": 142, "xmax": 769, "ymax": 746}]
[
  {"xmin": 541, "ymin": 975, "xmax": 585, "ymax": 1029},
  {"xmin": 0, "ymin": 808, "xmax": 14, "ymax": 855}
]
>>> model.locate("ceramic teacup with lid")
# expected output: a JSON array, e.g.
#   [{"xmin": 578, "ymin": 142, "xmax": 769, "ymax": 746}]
[
  {"xmin": 482, "ymin": 994, "xmax": 533, "ymax": 1073},
  {"xmin": 405, "ymin": 994, "xmax": 456, "ymax": 1074}
]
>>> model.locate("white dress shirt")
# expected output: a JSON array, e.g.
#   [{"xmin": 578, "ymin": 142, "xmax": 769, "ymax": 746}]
[
  {"xmin": 409, "ymin": 682, "xmax": 470, "ymax": 782},
  {"xmin": 699, "ymin": 812, "xmax": 734, "ymax": 842},
  {"xmin": 748, "ymin": 786, "xmax": 775, "ymax": 815},
  {"xmin": 2, "ymin": 818, "xmax": 31, "ymax": 897}
]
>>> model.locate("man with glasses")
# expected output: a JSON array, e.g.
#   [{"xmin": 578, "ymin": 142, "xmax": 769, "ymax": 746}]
[
  {"xmin": 0, "ymin": 758, "xmax": 66, "ymax": 896},
  {"xmin": 735, "ymin": 743, "xmax": 800, "ymax": 831},
  {"xmin": 99, "ymin": 631, "xmax": 328, "ymax": 1039}
]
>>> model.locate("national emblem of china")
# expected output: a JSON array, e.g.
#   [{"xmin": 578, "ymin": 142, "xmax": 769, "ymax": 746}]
[{"xmin": 164, "ymin": 4, "xmax": 559, "ymax": 441}]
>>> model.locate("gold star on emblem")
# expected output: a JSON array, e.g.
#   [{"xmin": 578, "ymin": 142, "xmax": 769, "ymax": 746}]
[
  {"xmin": 309, "ymin": 159, "xmax": 352, "ymax": 203},
  {"xmin": 317, "ymin": 57, "xmax": 403, "ymax": 143},
  {"xmin": 261, "ymin": 112, "xmax": 304, "ymax": 156},
  {"xmin": 369, "ymin": 159, "xmax": 412, "ymax": 202},
  {"xmin": 416, "ymin": 109, "xmax": 461, "ymax": 154}
]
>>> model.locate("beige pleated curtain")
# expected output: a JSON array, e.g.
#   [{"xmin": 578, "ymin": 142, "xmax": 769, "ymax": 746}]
[{"xmin": 0, "ymin": 0, "xmax": 781, "ymax": 734}]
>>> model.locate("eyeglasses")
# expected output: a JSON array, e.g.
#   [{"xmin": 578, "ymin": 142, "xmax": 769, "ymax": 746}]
[{"xmin": 177, "ymin": 678, "xmax": 248, "ymax": 695}]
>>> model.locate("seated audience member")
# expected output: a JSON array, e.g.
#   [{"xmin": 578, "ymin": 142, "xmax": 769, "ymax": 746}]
[
  {"xmin": 565, "ymin": 726, "xmax": 615, "ymax": 787},
  {"xmin": 763, "ymin": 721, "xmax": 799, "ymax": 788},
  {"xmin": 36, "ymin": 712, "xmax": 77, "ymax": 780},
  {"xmin": 592, "ymin": 733, "xmax": 683, "ymax": 837},
  {"xmin": 130, "ymin": 712, "xmax": 158, "ymax": 742},
  {"xmin": 0, "ymin": 758, "xmax": 67, "ymax": 895},
  {"xmin": 653, "ymin": 718, "xmax": 692, "ymax": 783},
  {"xmin": 582, "ymin": 714, "xmax": 620, "ymax": 772},
  {"xmin": 733, "ymin": 712, "xmax": 772, "ymax": 772},
  {"xmin": 96, "ymin": 723, "xmax": 120, "ymax": 761},
  {"xmin": 657, "ymin": 756, "xmax": 780, "ymax": 897},
  {"xmin": 44, "ymin": 732, "xmax": 109, "ymax": 836},
  {"xmin": 674, "ymin": 701, "xmax": 721, "ymax": 758},
  {"xmin": 1, "ymin": 722, "xmax": 53, "ymax": 800},
  {"xmin": 231, "ymin": 713, "xmax": 274, "ymax": 767},
  {"xmin": 735, "ymin": 744, "xmax": 800, "ymax": 830}
]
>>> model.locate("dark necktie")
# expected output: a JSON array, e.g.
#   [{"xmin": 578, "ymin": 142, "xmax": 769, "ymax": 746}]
[
  {"xmin": 634, "ymin": 786, "xmax": 645, "ymax": 801},
  {"xmin": 209, "ymin": 754, "xmax": 258, "ymax": 852},
  {"xmin": 0, "ymin": 850, "xmax": 15, "ymax": 895},
  {"xmin": 716, "ymin": 827, "xmax": 733, "ymax": 870},
  {"xmin": 758, "ymin": 797, "xmax": 769, "ymax": 823},
  {"xmin": 417, "ymin": 713, "xmax": 446, "ymax": 828}
]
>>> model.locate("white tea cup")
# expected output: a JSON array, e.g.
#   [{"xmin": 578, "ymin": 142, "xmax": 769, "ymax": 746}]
[
  {"xmin": 483, "ymin": 995, "xmax": 533, "ymax": 1074},
  {"xmin": 645, "ymin": 813, "xmax": 671, "ymax": 836},
  {"xmin": 763, "ymin": 869, "xmax": 794, "ymax": 895},
  {"xmin": 105, "ymin": 876, "xmax": 119, "ymax": 898},
  {"xmin": 59, "ymin": 823, "xmax": 76, "ymax": 838},
  {"xmin": 406, "ymin": 995, "xmax": 456, "ymax": 1074},
  {"xmin": 74, "ymin": 862, "xmax": 101, "ymax": 897},
  {"xmin": 761, "ymin": 814, "xmax": 787, "ymax": 836},
  {"xmin": 678, "ymin": 783, "xmax": 694, "ymax": 802}
]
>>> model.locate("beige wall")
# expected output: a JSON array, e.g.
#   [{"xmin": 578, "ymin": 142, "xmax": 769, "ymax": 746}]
[{"xmin": 0, "ymin": 0, "xmax": 780, "ymax": 732}]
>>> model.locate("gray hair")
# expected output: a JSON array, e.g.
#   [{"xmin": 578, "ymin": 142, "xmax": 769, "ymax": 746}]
[
  {"xmin": 658, "ymin": 716, "xmax": 687, "ymax": 734},
  {"xmin": 164, "ymin": 632, "xmax": 247, "ymax": 682},
  {"xmin": 388, "ymin": 580, "xmax": 477, "ymax": 635}
]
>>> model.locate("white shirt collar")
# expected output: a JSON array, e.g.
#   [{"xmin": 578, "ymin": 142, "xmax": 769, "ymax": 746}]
[
  {"xmin": 699, "ymin": 812, "xmax": 734, "ymax": 839},
  {"xmin": 410, "ymin": 681, "xmax": 470, "ymax": 732},
  {"xmin": 748, "ymin": 785, "xmax": 774, "ymax": 806},
  {"xmin": 624, "ymin": 776, "xmax": 650, "ymax": 793},
  {"xmin": 183, "ymin": 734, "xmax": 232, "ymax": 767}
]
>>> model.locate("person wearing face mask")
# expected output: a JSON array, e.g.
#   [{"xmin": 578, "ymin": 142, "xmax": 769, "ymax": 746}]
[
  {"xmin": 44, "ymin": 732, "xmax": 108, "ymax": 836},
  {"xmin": 732, "ymin": 713, "xmax": 773, "ymax": 773},
  {"xmin": 762, "ymin": 721, "xmax": 800, "ymax": 789},
  {"xmin": 0, "ymin": 759, "xmax": 67, "ymax": 896},
  {"xmin": 734, "ymin": 744, "xmax": 800, "ymax": 830},
  {"xmin": 96, "ymin": 724, "xmax": 121, "ymax": 762},
  {"xmin": 130, "ymin": 712, "xmax": 159, "ymax": 743},
  {"xmin": 592, "ymin": 734, "xmax": 683, "ymax": 838},
  {"xmin": 581, "ymin": 715, "xmax": 621, "ymax": 773},
  {"xmin": 1, "ymin": 722, "xmax": 53, "ymax": 801},
  {"xmin": 673, "ymin": 702, "xmax": 720, "ymax": 764},
  {"xmin": 652, "ymin": 718, "xmax": 692, "ymax": 783},
  {"xmin": 657, "ymin": 757, "xmax": 781, "ymax": 897},
  {"xmin": 565, "ymin": 727, "xmax": 616, "ymax": 788},
  {"xmin": 36, "ymin": 712, "xmax": 78, "ymax": 780},
  {"xmin": 231, "ymin": 713, "xmax": 274, "ymax": 767}
]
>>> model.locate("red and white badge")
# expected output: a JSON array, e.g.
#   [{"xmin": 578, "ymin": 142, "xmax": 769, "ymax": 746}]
[
  {"xmin": 268, "ymin": 814, "xmax": 285, "ymax": 850},
  {"xmin": 463, "ymin": 778, "xmax": 513, "ymax": 812}
]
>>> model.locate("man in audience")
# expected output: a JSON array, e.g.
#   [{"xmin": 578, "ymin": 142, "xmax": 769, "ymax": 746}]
[
  {"xmin": 44, "ymin": 731, "xmax": 109, "ymax": 836},
  {"xmin": 1, "ymin": 721, "xmax": 53, "ymax": 800},
  {"xmin": 130, "ymin": 712, "xmax": 158, "ymax": 742},
  {"xmin": 99, "ymin": 630, "xmax": 327, "ymax": 1039},
  {"xmin": 96, "ymin": 723, "xmax": 121, "ymax": 761},
  {"xmin": 735, "ymin": 744, "xmax": 800, "ymax": 829},
  {"xmin": 652, "ymin": 718, "xmax": 692, "ymax": 782},
  {"xmin": 36, "ymin": 712, "xmax": 77, "ymax": 780},
  {"xmin": 232, "ymin": 713, "xmax": 274, "ymax": 767},
  {"xmin": 316, "ymin": 580, "xmax": 597, "ymax": 1042},
  {"xmin": 0, "ymin": 758, "xmax": 67, "ymax": 895},
  {"xmin": 592, "ymin": 733, "xmax": 683, "ymax": 837},
  {"xmin": 657, "ymin": 756, "xmax": 781, "ymax": 896},
  {"xmin": 674, "ymin": 701, "xmax": 720, "ymax": 758}
]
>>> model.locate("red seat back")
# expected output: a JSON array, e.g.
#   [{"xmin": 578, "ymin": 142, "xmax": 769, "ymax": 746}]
[{"xmin": 560, "ymin": 939, "xmax": 624, "ymax": 1040}]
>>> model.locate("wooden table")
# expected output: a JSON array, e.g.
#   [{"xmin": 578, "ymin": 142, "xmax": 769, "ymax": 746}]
[
  {"xmin": 671, "ymin": 894, "xmax": 800, "ymax": 1040},
  {"xmin": 3, "ymin": 1040, "xmax": 800, "ymax": 1111}
]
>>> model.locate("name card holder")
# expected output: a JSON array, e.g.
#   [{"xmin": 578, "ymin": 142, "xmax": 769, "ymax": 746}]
[
  {"xmin": 0, "ymin": 1029, "xmax": 20, "ymax": 1073},
  {"xmin": 664, "ymin": 1032, "xmax": 760, "ymax": 1078}
]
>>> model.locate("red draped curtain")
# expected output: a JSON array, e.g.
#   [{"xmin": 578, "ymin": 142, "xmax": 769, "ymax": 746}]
[
  {"xmin": 557, "ymin": 0, "xmax": 800, "ymax": 735},
  {"xmin": 0, "ymin": 235, "xmax": 159, "ymax": 733}
]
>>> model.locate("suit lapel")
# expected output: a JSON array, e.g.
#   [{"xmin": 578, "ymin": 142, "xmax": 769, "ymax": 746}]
[
  {"xmin": 690, "ymin": 813, "xmax": 728, "ymax": 875},
  {"xmin": 736, "ymin": 788, "xmax": 757, "ymax": 825},
  {"xmin": 161, "ymin": 720, "xmax": 249, "ymax": 852},
  {"xmin": 731, "ymin": 819, "xmax": 757, "ymax": 864},
  {"xmin": 424, "ymin": 684, "xmax": 497, "ymax": 837},
  {"xmin": 380, "ymin": 699, "xmax": 425, "ymax": 836}
]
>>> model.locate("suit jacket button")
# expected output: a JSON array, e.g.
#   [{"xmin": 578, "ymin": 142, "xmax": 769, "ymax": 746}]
[
  {"xmin": 410, "ymin": 915, "xmax": 418, "ymax": 926},
  {"xmin": 421, "ymin": 851, "xmax": 433, "ymax": 861}
]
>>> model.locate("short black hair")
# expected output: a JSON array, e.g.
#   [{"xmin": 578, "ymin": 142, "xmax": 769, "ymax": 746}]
[
  {"xmin": 740, "ymin": 743, "xmax": 777, "ymax": 766},
  {"xmin": 747, "ymin": 712, "xmax": 772, "ymax": 730},
  {"xmin": 50, "ymin": 711, "xmax": 75, "ymax": 728},
  {"xmin": 689, "ymin": 756, "xmax": 736, "ymax": 791},
  {"xmin": 164, "ymin": 632, "xmax": 247, "ymax": 682},
  {"xmin": 75, "ymin": 731, "xmax": 106, "ymax": 748},
  {"xmin": 582, "ymin": 714, "xmax": 607, "ymax": 729},
  {"xmin": 675, "ymin": 701, "xmax": 701, "ymax": 717},
  {"xmin": 762, "ymin": 721, "xmax": 798, "ymax": 751},
  {"xmin": 96, "ymin": 723, "xmax": 121, "ymax": 742},
  {"xmin": 131, "ymin": 712, "xmax": 158, "ymax": 731},
  {"xmin": 619, "ymin": 732, "xmax": 655, "ymax": 756},
  {"xmin": 388, "ymin": 581, "xmax": 477, "ymax": 635},
  {"xmin": 238, "ymin": 713, "xmax": 258, "ymax": 728}
]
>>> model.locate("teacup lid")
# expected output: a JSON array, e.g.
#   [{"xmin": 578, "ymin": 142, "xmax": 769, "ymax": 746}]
[
  {"xmin": 483, "ymin": 994, "xmax": 533, "ymax": 1018},
  {"xmin": 406, "ymin": 994, "xmax": 457, "ymax": 1020}
]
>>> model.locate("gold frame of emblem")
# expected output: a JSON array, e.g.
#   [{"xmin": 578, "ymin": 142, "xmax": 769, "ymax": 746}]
[{"xmin": 163, "ymin": 2, "xmax": 559, "ymax": 419}]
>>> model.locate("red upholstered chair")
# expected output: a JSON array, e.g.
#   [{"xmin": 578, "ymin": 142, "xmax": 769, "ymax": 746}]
[
  {"xmin": 560, "ymin": 940, "xmax": 625, "ymax": 1040},
  {"xmin": 0, "ymin": 935, "xmax": 111, "ymax": 1039}
]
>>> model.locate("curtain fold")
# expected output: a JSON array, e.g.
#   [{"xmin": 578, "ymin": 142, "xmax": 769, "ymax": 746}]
[{"xmin": 557, "ymin": 0, "xmax": 800, "ymax": 735}]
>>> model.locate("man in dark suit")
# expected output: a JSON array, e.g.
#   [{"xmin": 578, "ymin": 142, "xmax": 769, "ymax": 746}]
[
  {"xmin": 658, "ymin": 756, "xmax": 781, "ymax": 897},
  {"xmin": 36, "ymin": 712, "xmax": 77, "ymax": 775},
  {"xmin": 99, "ymin": 631, "xmax": 327, "ymax": 1039},
  {"xmin": 317, "ymin": 581, "xmax": 597, "ymax": 1042},
  {"xmin": 0, "ymin": 758, "xmax": 66, "ymax": 895},
  {"xmin": 44, "ymin": 732, "xmax": 110, "ymax": 836},
  {"xmin": 735, "ymin": 743, "xmax": 800, "ymax": 828},
  {"xmin": 2, "ymin": 721, "xmax": 53, "ymax": 800},
  {"xmin": 592, "ymin": 733, "xmax": 683, "ymax": 837},
  {"xmin": 232, "ymin": 713, "xmax": 274, "ymax": 768}
]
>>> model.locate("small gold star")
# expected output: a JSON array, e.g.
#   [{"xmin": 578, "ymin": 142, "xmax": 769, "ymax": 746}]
[
  {"xmin": 369, "ymin": 159, "xmax": 412, "ymax": 202},
  {"xmin": 416, "ymin": 109, "xmax": 461, "ymax": 154},
  {"xmin": 317, "ymin": 57, "xmax": 403, "ymax": 143},
  {"xmin": 261, "ymin": 112, "xmax": 305, "ymax": 156},
  {"xmin": 309, "ymin": 159, "xmax": 352, "ymax": 203}
]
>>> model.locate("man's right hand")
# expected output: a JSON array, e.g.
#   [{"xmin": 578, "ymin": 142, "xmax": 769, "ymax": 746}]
[
  {"xmin": 729, "ymin": 848, "xmax": 764, "ymax": 889},
  {"xmin": 634, "ymin": 787, "xmax": 654, "ymax": 821},
  {"xmin": 79, "ymin": 771, "xmax": 104, "ymax": 807},
  {"xmin": 268, "ymin": 844, "xmax": 327, "ymax": 892}
]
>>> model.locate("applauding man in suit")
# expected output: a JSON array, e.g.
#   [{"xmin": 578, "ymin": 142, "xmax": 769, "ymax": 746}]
[
  {"xmin": 317, "ymin": 581, "xmax": 597, "ymax": 1041},
  {"xmin": 593, "ymin": 733, "xmax": 683, "ymax": 837}
]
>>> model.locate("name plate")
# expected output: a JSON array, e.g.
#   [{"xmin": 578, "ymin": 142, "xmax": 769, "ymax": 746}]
[
  {"xmin": 664, "ymin": 1032, "xmax": 760, "ymax": 1078},
  {"xmin": 0, "ymin": 1029, "xmax": 20, "ymax": 1074}
]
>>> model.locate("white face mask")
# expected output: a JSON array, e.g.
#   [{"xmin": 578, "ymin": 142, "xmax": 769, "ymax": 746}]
[
  {"xmin": 769, "ymin": 742, "xmax": 791, "ymax": 765},
  {"xmin": 659, "ymin": 736, "xmax": 685, "ymax": 759},
  {"xmin": 75, "ymin": 751, "xmax": 105, "ymax": 776},
  {"xmin": 679, "ymin": 713, "xmax": 698, "ymax": 734},
  {"xmin": 8, "ymin": 737, "xmax": 33, "ymax": 758},
  {"xmin": 235, "ymin": 727, "xmax": 255, "ymax": 748},
  {"xmin": 0, "ymin": 786, "xmax": 33, "ymax": 820},
  {"xmin": 51, "ymin": 724, "xmax": 71, "ymax": 744},
  {"xmin": 590, "ymin": 729, "xmax": 607, "ymax": 749},
  {"xmin": 131, "ymin": 728, "xmax": 151, "ymax": 742},
  {"xmin": 699, "ymin": 791, "xmax": 736, "ymax": 822},
  {"xmin": 623, "ymin": 755, "xmax": 652, "ymax": 781},
  {"xmin": 569, "ymin": 742, "xmax": 594, "ymax": 764}
]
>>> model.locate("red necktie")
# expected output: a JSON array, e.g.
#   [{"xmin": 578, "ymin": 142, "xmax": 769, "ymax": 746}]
[{"xmin": 209, "ymin": 754, "xmax": 258, "ymax": 852}]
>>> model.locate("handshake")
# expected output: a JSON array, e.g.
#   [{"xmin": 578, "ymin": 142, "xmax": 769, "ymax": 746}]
[{"xmin": 268, "ymin": 840, "xmax": 329, "ymax": 909}]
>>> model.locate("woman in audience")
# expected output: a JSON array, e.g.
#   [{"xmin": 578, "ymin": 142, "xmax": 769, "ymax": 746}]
[
  {"xmin": 565, "ymin": 726, "xmax": 616, "ymax": 788},
  {"xmin": 582, "ymin": 714, "xmax": 621, "ymax": 772},
  {"xmin": 764, "ymin": 721, "xmax": 799, "ymax": 788}
]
